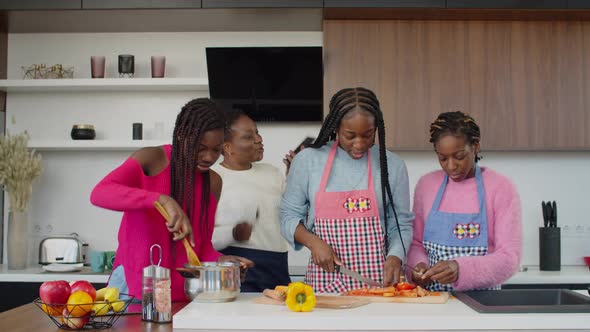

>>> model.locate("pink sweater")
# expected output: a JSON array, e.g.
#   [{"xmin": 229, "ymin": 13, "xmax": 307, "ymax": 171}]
[
  {"xmin": 90, "ymin": 145, "xmax": 221, "ymax": 301},
  {"xmin": 407, "ymin": 167, "xmax": 522, "ymax": 290}
]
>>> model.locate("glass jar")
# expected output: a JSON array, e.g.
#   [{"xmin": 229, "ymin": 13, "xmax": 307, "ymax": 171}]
[{"xmin": 142, "ymin": 244, "xmax": 171, "ymax": 323}]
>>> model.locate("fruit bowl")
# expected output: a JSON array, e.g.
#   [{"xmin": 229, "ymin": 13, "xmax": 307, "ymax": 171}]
[{"xmin": 34, "ymin": 294, "xmax": 134, "ymax": 330}]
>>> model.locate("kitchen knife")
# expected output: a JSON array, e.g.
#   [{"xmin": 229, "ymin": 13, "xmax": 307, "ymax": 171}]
[
  {"xmin": 541, "ymin": 201, "xmax": 551, "ymax": 228},
  {"xmin": 336, "ymin": 265, "xmax": 381, "ymax": 287},
  {"xmin": 552, "ymin": 201, "xmax": 557, "ymax": 227}
]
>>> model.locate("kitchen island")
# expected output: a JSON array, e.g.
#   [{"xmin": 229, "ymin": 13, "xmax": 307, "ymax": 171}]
[
  {"xmin": 0, "ymin": 293, "xmax": 588, "ymax": 331},
  {"xmin": 173, "ymin": 293, "xmax": 590, "ymax": 331}
]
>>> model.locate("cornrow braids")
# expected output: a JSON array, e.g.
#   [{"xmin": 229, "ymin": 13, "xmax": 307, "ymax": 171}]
[
  {"xmin": 429, "ymin": 111, "xmax": 482, "ymax": 162},
  {"xmin": 170, "ymin": 98, "xmax": 226, "ymax": 242},
  {"xmin": 312, "ymin": 87, "xmax": 407, "ymax": 259}
]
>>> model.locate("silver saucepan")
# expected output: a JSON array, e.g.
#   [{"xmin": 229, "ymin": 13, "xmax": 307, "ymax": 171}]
[{"xmin": 177, "ymin": 262, "xmax": 240, "ymax": 302}]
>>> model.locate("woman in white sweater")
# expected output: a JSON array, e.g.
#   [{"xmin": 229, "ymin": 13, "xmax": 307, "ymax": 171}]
[{"xmin": 211, "ymin": 111, "xmax": 291, "ymax": 291}]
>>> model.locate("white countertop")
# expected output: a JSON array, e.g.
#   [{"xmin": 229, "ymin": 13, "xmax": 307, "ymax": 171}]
[
  {"xmin": 173, "ymin": 293, "xmax": 590, "ymax": 331},
  {"xmin": 0, "ymin": 264, "xmax": 110, "ymax": 283},
  {"xmin": 505, "ymin": 266, "xmax": 590, "ymax": 285}
]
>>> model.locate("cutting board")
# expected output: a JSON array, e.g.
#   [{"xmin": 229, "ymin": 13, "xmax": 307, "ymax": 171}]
[
  {"xmin": 253, "ymin": 295, "xmax": 370, "ymax": 309},
  {"xmin": 343, "ymin": 291, "xmax": 450, "ymax": 304}
]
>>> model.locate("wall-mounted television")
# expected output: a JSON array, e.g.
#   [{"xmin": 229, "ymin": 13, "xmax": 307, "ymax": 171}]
[{"xmin": 206, "ymin": 46, "xmax": 323, "ymax": 122}]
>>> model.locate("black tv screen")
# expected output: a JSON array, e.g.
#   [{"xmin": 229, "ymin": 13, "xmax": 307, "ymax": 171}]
[{"xmin": 206, "ymin": 47, "xmax": 323, "ymax": 122}]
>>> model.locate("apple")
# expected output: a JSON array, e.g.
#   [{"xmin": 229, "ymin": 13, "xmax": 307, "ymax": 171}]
[
  {"xmin": 62, "ymin": 307, "xmax": 90, "ymax": 329},
  {"xmin": 39, "ymin": 280, "xmax": 71, "ymax": 314},
  {"xmin": 70, "ymin": 280, "xmax": 96, "ymax": 301}
]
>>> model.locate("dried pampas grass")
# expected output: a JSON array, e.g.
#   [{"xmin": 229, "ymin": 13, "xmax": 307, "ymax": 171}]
[{"xmin": 0, "ymin": 132, "xmax": 43, "ymax": 212}]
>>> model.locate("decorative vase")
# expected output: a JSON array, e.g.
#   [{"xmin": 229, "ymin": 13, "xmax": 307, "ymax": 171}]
[{"xmin": 7, "ymin": 210, "xmax": 29, "ymax": 270}]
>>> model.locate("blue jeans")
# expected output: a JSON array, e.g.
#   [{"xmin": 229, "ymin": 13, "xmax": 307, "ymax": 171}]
[{"xmin": 108, "ymin": 265, "xmax": 130, "ymax": 295}]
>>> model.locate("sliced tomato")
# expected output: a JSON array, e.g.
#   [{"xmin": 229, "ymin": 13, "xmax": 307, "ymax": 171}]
[{"xmin": 395, "ymin": 282, "xmax": 416, "ymax": 291}]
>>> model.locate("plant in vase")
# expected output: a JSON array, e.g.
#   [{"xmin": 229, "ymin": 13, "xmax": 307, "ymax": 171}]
[{"xmin": 0, "ymin": 132, "xmax": 42, "ymax": 269}]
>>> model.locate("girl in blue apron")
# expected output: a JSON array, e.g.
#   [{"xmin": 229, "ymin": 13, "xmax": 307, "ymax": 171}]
[{"xmin": 407, "ymin": 111, "xmax": 522, "ymax": 291}]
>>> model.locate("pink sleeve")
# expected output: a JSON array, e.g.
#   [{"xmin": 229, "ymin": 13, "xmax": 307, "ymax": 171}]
[
  {"xmin": 90, "ymin": 158, "xmax": 161, "ymax": 211},
  {"xmin": 453, "ymin": 180, "xmax": 522, "ymax": 290},
  {"xmin": 406, "ymin": 177, "xmax": 430, "ymax": 272},
  {"xmin": 198, "ymin": 196, "xmax": 222, "ymax": 262}
]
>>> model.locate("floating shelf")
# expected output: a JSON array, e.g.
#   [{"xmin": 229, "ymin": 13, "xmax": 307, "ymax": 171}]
[
  {"xmin": 28, "ymin": 140, "xmax": 171, "ymax": 151},
  {"xmin": 0, "ymin": 78, "xmax": 208, "ymax": 92}
]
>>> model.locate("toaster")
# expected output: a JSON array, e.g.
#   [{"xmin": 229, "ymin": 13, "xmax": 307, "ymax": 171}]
[{"xmin": 39, "ymin": 234, "xmax": 84, "ymax": 265}]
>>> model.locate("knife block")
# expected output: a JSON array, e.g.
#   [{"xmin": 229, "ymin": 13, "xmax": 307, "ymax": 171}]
[{"xmin": 539, "ymin": 227, "xmax": 561, "ymax": 271}]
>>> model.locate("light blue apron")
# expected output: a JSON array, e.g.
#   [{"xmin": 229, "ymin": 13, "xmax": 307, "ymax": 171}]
[{"xmin": 423, "ymin": 166, "xmax": 499, "ymax": 291}]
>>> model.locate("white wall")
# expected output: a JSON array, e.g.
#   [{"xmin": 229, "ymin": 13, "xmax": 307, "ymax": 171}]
[{"xmin": 3, "ymin": 32, "xmax": 590, "ymax": 270}]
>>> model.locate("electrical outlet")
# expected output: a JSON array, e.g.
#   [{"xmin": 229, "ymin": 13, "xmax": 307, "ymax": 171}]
[
  {"xmin": 563, "ymin": 224, "xmax": 587, "ymax": 238},
  {"xmin": 562, "ymin": 224, "xmax": 573, "ymax": 237}
]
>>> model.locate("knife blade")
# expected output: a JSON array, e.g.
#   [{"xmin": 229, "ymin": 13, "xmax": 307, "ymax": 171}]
[
  {"xmin": 552, "ymin": 201, "xmax": 557, "ymax": 227},
  {"xmin": 336, "ymin": 265, "xmax": 381, "ymax": 287},
  {"xmin": 542, "ymin": 201, "xmax": 548, "ymax": 228}
]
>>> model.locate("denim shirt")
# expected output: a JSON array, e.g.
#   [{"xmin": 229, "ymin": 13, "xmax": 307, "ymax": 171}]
[{"xmin": 279, "ymin": 141, "xmax": 414, "ymax": 260}]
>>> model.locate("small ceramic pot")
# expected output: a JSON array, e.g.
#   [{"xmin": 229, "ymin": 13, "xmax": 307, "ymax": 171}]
[{"xmin": 71, "ymin": 124, "xmax": 96, "ymax": 140}]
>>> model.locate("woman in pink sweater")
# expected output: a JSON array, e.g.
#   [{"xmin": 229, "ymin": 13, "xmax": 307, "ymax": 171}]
[
  {"xmin": 91, "ymin": 98, "xmax": 253, "ymax": 302},
  {"xmin": 407, "ymin": 111, "xmax": 522, "ymax": 291}
]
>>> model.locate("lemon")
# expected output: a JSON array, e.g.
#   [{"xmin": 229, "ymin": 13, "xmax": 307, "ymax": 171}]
[
  {"xmin": 66, "ymin": 291, "xmax": 93, "ymax": 317},
  {"xmin": 110, "ymin": 301, "xmax": 125, "ymax": 313},
  {"xmin": 41, "ymin": 303, "xmax": 63, "ymax": 316},
  {"xmin": 91, "ymin": 301, "xmax": 110, "ymax": 316},
  {"xmin": 104, "ymin": 287, "xmax": 120, "ymax": 303},
  {"xmin": 95, "ymin": 288, "xmax": 108, "ymax": 301}
]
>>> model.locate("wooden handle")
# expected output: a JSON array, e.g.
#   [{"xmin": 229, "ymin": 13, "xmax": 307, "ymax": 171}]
[
  {"xmin": 154, "ymin": 200, "xmax": 201, "ymax": 266},
  {"xmin": 153, "ymin": 201, "xmax": 171, "ymax": 222}
]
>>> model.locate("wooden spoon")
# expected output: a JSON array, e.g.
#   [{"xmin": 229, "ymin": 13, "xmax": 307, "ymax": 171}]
[{"xmin": 153, "ymin": 201, "xmax": 201, "ymax": 266}]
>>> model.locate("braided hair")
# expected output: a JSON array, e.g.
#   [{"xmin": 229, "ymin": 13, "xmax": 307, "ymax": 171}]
[
  {"xmin": 170, "ymin": 98, "xmax": 226, "ymax": 237},
  {"xmin": 429, "ymin": 111, "xmax": 481, "ymax": 162},
  {"xmin": 311, "ymin": 87, "xmax": 406, "ymax": 258}
]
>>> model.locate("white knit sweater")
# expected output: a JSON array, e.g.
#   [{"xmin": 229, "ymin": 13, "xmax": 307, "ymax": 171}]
[{"xmin": 211, "ymin": 162, "xmax": 289, "ymax": 253}]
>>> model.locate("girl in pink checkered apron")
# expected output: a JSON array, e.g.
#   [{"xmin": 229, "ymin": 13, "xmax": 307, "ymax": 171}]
[
  {"xmin": 280, "ymin": 88, "xmax": 414, "ymax": 293},
  {"xmin": 407, "ymin": 112, "xmax": 522, "ymax": 291}
]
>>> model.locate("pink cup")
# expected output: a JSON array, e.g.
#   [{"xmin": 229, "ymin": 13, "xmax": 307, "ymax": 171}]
[
  {"xmin": 90, "ymin": 56, "xmax": 105, "ymax": 78},
  {"xmin": 151, "ymin": 56, "xmax": 166, "ymax": 78}
]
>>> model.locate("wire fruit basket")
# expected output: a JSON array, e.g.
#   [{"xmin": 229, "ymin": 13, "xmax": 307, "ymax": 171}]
[{"xmin": 33, "ymin": 294, "xmax": 134, "ymax": 330}]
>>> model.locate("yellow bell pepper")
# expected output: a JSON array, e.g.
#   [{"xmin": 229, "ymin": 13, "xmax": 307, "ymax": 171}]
[{"xmin": 285, "ymin": 282, "xmax": 316, "ymax": 312}]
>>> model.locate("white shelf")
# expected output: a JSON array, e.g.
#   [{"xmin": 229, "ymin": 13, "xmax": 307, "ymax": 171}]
[
  {"xmin": 0, "ymin": 78, "xmax": 208, "ymax": 92},
  {"xmin": 29, "ymin": 140, "xmax": 171, "ymax": 151}
]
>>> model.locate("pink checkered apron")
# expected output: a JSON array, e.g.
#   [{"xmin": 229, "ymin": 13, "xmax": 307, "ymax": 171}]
[{"xmin": 304, "ymin": 142, "xmax": 385, "ymax": 293}]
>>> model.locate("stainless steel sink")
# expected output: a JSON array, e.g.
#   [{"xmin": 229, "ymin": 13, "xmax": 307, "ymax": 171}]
[{"xmin": 454, "ymin": 289, "xmax": 590, "ymax": 313}]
